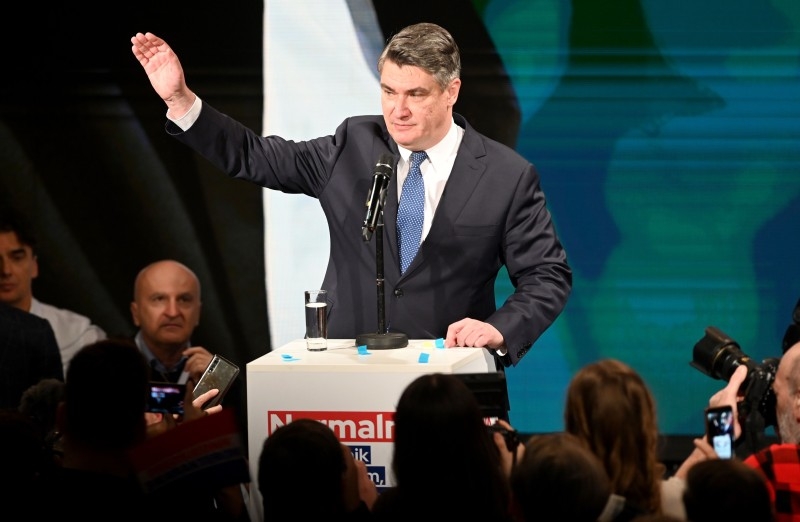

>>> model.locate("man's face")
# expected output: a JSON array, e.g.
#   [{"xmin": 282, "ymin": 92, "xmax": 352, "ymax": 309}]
[
  {"xmin": 773, "ymin": 346, "xmax": 800, "ymax": 443},
  {"xmin": 130, "ymin": 263, "xmax": 201, "ymax": 349},
  {"xmin": 380, "ymin": 60, "xmax": 461, "ymax": 151},
  {"xmin": 0, "ymin": 231, "xmax": 37, "ymax": 310}
]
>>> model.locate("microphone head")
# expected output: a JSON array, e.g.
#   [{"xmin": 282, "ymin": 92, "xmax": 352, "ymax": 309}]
[{"xmin": 375, "ymin": 153, "xmax": 395, "ymax": 177}]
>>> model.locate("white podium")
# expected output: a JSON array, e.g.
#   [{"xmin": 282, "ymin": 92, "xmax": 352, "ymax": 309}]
[{"xmin": 245, "ymin": 339, "xmax": 496, "ymax": 520}]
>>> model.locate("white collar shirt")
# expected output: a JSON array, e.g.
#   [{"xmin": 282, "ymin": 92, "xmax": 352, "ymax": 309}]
[{"xmin": 396, "ymin": 119, "xmax": 464, "ymax": 242}]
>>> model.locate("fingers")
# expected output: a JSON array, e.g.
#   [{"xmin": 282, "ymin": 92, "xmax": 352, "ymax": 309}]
[
  {"xmin": 709, "ymin": 365, "xmax": 748, "ymax": 408},
  {"xmin": 729, "ymin": 365, "xmax": 748, "ymax": 392},
  {"xmin": 145, "ymin": 408, "xmax": 178, "ymax": 438},
  {"xmin": 190, "ymin": 388, "xmax": 222, "ymax": 416},
  {"xmin": 674, "ymin": 442, "xmax": 717, "ymax": 479},
  {"xmin": 494, "ymin": 419, "xmax": 513, "ymax": 431},
  {"xmin": 183, "ymin": 347, "xmax": 213, "ymax": 381},
  {"xmin": 445, "ymin": 319, "xmax": 503, "ymax": 348},
  {"xmin": 144, "ymin": 412, "xmax": 163, "ymax": 426},
  {"xmin": 444, "ymin": 319, "xmax": 466, "ymax": 347},
  {"xmin": 192, "ymin": 388, "xmax": 219, "ymax": 409},
  {"xmin": 692, "ymin": 437, "xmax": 718, "ymax": 459},
  {"xmin": 204, "ymin": 404, "xmax": 223, "ymax": 416}
]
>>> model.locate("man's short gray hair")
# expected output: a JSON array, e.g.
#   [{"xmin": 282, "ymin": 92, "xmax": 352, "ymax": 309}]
[{"xmin": 377, "ymin": 22, "xmax": 461, "ymax": 91}]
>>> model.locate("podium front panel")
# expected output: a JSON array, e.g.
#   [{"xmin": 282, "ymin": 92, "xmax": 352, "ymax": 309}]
[{"xmin": 245, "ymin": 339, "xmax": 495, "ymax": 521}]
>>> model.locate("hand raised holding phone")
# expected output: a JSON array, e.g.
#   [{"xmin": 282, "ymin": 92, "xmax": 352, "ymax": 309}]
[
  {"xmin": 705, "ymin": 405, "xmax": 735, "ymax": 459},
  {"xmin": 145, "ymin": 381, "xmax": 223, "ymax": 438},
  {"xmin": 192, "ymin": 354, "xmax": 239, "ymax": 410}
]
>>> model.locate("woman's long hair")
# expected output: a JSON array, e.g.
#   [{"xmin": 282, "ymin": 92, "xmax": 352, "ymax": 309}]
[
  {"xmin": 391, "ymin": 373, "xmax": 510, "ymax": 519},
  {"xmin": 565, "ymin": 359, "xmax": 665, "ymax": 515}
]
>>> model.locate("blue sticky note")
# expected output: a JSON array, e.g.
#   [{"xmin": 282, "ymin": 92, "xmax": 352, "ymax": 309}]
[
  {"xmin": 434, "ymin": 338, "xmax": 445, "ymax": 349},
  {"xmin": 357, "ymin": 345, "xmax": 370, "ymax": 355},
  {"xmin": 418, "ymin": 353, "xmax": 430, "ymax": 364}
]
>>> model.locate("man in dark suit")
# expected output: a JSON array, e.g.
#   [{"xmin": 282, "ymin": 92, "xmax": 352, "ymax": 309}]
[
  {"xmin": 131, "ymin": 22, "xmax": 571, "ymax": 367},
  {"xmin": 0, "ymin": 301, "xmax": 63, "ymax": 409}
]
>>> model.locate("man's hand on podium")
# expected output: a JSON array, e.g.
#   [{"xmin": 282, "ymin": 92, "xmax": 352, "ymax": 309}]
[{"xmin": 445, "ymin": 318, "xmax": 504, "ymax": 350}]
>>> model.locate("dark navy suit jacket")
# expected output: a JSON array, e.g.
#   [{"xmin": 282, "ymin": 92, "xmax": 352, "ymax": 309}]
[
  {"xmin": 169, "ymin": 106, "xmax": 571, "ymax": 366},
  {"xmin": 0, "ymin": 302, "xmax": 63, "ymax": 409}
]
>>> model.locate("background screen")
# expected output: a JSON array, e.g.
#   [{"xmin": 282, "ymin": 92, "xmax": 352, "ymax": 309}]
[{"xmin": 263, "ymin": 0, "xmax": 800, "ymax": 435}]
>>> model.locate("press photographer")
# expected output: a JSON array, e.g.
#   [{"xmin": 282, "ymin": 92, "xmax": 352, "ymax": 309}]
[
  {"xmin": 692, "ymin": 301, "xmax": 800, "ymax": 520},
  {"xmin": 690, "ymin": 300, "xmax": 800, "ymax": 453},
  {"xmin": 691, "ymin": 325, "xmax": 780, "ymax": 454}
]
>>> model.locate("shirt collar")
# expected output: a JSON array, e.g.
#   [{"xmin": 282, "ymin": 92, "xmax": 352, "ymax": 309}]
[{"xmin": 397, "ymin": 117, "xmax": 458, "ymax": 168}]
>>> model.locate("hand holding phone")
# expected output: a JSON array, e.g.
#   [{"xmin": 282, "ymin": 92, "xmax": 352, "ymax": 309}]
[
  {"xmin": 192, "ymin": 354, "xmax": 239, "ymax": 410},
  {"xmin": 705, "ymin": 405, "xmax": 735, "ymax": 459}
]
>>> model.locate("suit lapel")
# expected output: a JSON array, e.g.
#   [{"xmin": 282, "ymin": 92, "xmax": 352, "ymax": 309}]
[{"xmin": 401, "ymin": 119, "xmax": 488, "ymax": 277}]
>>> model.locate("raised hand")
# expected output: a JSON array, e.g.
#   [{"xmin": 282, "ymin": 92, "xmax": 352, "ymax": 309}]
[
  {"xmin": 708, "ymin": 365, "xmax": 748, "ymax": 440},
  {"xmin": 130, "ymin": 32, "xmax": 196, "ymax": 118},
  {"xmin": 183, "ymin": 346, "xmax": 214, "ymax": 384}
]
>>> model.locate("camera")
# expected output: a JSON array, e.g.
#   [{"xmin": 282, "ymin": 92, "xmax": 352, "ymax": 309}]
[
  {"xmin": 487, "ymin": 423, "xmax": 520, "ymax": 453},
  {"xmin": 690, "ymin": 326, "xmax": 779, "ymax": 428}
]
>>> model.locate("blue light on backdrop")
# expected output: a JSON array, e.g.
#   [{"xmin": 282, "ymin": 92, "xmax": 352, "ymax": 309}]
[{"xmin": 265, "ymin": 0, "xmax": 800, "ymax": 435}]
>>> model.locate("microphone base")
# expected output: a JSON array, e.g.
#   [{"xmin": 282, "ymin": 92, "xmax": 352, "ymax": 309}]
[{"xmin": 355, "ymin": 332, "xmax": 409, "ymax": 350}]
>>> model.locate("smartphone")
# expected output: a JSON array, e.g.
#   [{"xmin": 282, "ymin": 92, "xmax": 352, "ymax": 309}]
[
  {"xmin": 146, "ymin": 382, "xmax": 186, "ymax": 415},
  {"xmin": 192, "ymin": 354, "xmax": 240, "ymax": 410},
  {"xmin": 705, "ymin": 405, "xmax": 735, "ymax": 459}
]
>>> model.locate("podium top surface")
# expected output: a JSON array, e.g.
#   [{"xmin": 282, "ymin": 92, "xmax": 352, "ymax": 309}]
[{"xmin": 247, "ymin": 339, "xmax": 493, "ymax": 373}]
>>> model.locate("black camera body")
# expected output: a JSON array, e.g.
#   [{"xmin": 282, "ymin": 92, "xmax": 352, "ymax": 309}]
[
  {"xmin": 487, "ymin": 423, "xmax": 520, "ymax": 453},
  {"xmin": 691, "ymin": 326, "xmax": 779, "ymax": 429}
]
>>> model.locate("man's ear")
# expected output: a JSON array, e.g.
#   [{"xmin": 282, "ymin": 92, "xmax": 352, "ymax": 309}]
[
  {"xmin": 446, "ymin": 78, "xmax": 461, "ymax": 108},
  {"xmin": 130, "ymin": 302, "xmax": 141, "ymax": 327},
  {"xmin": 793, "ymin": 391, "xmax": 800, "ymax": 422},
  {"xmin": 31, "ymin": 254, "xmax": 39, "ymax": 279}
]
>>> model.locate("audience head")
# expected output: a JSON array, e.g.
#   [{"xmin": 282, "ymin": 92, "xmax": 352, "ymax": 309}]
[
  {"xmin": 130, "ymin": 260, "xmax": 201, "ymax": 350},
  {"xmin": 59, "ymin": 338, "xmax": 149, "ymax": 451},
  {"xmin": 19, "ymin": 377, "xmax": 66, "ymax": 457},
  {"xmin": 390, "ymin": 372, "xmax": 509, "ymax": 517},
  {"xmin": 258, "ymin": 418, "xmax": 349, "ymax": 519},
  {"xmin": 0, "ymin": 209, "xmax": 38, "ymax": 311},
  {"xmin": 564, "ymin": 358, "xmax": 665, "ymax": 515},
  {"xmin": 773, "ymin": 341, "xmax": 800, "ymax": 444},
  {"xmin": 682, "ymin": 458, "xmax": 773, "ymax": 522},
  {"xmin": 0, "ymin": 408, "xmax": 46, "ymax": 499},
  {"xmin": 510, "ymin": 431, "xmax": 611, "ymax": 522}
]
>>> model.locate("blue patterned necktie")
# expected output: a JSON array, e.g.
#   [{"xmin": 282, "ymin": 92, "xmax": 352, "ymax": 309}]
[{"xmin": 397, "ymin": 151, "xmax": 428, "ymax": 274}]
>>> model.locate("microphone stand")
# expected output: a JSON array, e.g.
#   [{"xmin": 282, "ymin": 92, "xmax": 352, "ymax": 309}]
[{"xmin": 356, "ymin": 212, "xmax": 408, "ymax": 350}]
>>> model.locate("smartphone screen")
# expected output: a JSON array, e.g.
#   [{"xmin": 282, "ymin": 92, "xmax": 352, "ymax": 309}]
[
  {"xmin": 146, "ymin": 382, "xmax": 186, "ymax": 415},
  {"xmin": 705, "ymin": 405, "xmax": 735, "ymax": 459},
  {"xmin": 193, "ymin": 354, "xmax": 240, "ymax": 410}
]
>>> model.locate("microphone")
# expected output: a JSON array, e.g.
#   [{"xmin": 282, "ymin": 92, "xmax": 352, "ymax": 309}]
[{"xmin": 362, "ymin": 153, "xmax": 396, "ymax": 241}]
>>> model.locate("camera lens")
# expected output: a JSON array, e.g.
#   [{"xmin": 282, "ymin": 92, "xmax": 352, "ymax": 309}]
[{"xmin": 691, "ymin": 326, "xmax": 756, "ymax": 382}]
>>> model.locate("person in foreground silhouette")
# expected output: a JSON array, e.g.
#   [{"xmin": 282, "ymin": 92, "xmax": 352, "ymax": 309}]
[
  {"xmin": 371, "ymin": 373, "xmax": 511, "ymax": 521},
  {"xmin": 258, "ymin": 418, "xmax": 377, "ymax": 520}
]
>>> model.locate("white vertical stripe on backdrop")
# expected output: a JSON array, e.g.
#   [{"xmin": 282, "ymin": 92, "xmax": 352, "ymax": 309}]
[{"xmin": 262, "ymin": 0, "xmax": 382, "ymax": 349}]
